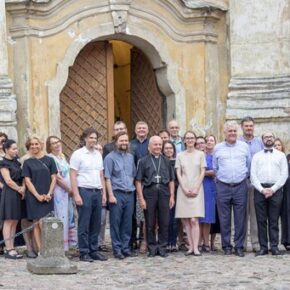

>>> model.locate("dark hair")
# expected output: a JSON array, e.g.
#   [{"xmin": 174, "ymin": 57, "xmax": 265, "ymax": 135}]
[
  {"xmin": 195, "ymin": 136, "xmax": 206, "ymax": 149},
  {"xmin": 114, "ymin": 132, "xmax": 128, "ymax": 143},
  {"xmin": 183, "ymin": 130, "xmax": 196, "ymax": 149},
  {"xmin": 241, "ymin": 116, "xmax": 255, "ymax": 125},
  {"xmin": 183, "ymin": 130, "xmax": 197, "ymax": 140},
  {"xmin": 113, "ymin": 132, "xmax": 129, "ymax": 150},
  {"xmin": 162, "ymin": 140, "xmax": 176, "ymax": 158},
  {"xmin": 159, "ymin": 129, "xmax": 170, "ymax": 137},
  {"xmin": 79, "ymin": 127, "xmax": 99, "ymax": 148},
  {"xmin": 3, "ymin": 139, "xmax": 16, "ymax": 152},
  {"xmin": 205, "ymin": 134, "xmax": 217, "ymax": 144},
  {"xmin": 114, "ymin": 121, "xmax": 127, "ymax": 129},
  {"xmin": 0, "ymin": 132, "xmax": 8, "ymax": 141},
  {"xmin": 46, "ymin": 135, "xmax": 61, "ymax": 154}
]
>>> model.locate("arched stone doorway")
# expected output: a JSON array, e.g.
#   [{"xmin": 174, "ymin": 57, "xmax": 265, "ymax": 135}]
[{"xmin": 59, "ymin": 40, "xmax": 165, "ymax": 156}]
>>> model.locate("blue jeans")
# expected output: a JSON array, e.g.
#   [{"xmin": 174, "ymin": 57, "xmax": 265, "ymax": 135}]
[
  {"xmin": 77, "ymin": 187, "xmax": 102, "ymax": 256},
  {"xmin": 109, "ymin": 190, "xmax": 134, "ymax": 255}
]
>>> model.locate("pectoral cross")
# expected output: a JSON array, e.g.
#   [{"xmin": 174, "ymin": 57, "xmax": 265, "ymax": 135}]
[{"xmin": 155, "ymin": 175, "xmax": 161, "ymax": 184}]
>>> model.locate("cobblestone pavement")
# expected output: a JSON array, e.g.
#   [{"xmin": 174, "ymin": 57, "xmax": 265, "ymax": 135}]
[{"xmin": 1, "ymin": 248, "xmax": 290, "ymax": 290}]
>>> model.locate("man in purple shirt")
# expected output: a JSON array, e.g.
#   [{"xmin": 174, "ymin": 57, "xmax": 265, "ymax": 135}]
[{"xmin": 239, "ymin": 116, "xmax": 264, "ymax": 252}]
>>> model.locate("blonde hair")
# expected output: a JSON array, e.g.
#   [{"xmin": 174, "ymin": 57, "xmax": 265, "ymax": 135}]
[{"xmin": 25, "ymin": 134, "xmax": 44, "ymax": 150}]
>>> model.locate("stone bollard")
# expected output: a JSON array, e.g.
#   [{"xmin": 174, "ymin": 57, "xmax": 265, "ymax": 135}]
[{"xmin": 27, "ymin": 217, "xmax": 78, "ymax": 275}]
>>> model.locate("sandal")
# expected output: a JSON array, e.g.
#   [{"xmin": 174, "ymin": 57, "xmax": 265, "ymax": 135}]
[
  {"xmin": 202, "ymin": 245, "xmax": 211, "ymax": 253},
  {"xmin": 5, "ymin": 249, "xmax": 23, "ymax": 260}
]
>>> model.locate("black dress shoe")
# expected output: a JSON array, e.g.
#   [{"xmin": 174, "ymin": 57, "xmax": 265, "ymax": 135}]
[
  {"xmin": 98, "ymin": 245, "xmax": 109, "ymax": 252},
  {"xmin": 235, "ymin": 249, "xmax": 245, "ymax": 257},
  {"xmin": 90, "ymin": 252, "xmax": 108, "ymax": 261},
  {"xmin": 255, "ymin": 249, "xmax": 268, "ymax": 256},
  {"xmin": 224, "ymin": 249, "xmax": 232, "ymax": 255},
  {"xmin": 114, "ymin": 253, "xmax": 125, "ymax": 260},
  {"xmin": 123, "ymin": 251, "xmax": 138, "ymax": 258},
  {"xmin": 271, "ymin": 248, "xmax": 282, "ymax": 256},
  {"xmin": 158, "ymin": 251, "xmax": 168, "ymax": 258},
  {"xmin": 147, "ymin": 252, "xmax": 156, "ymax": 257},
  {"xmin": 80, "ymin": 254, "xmax": 94, "ymax": 262}
]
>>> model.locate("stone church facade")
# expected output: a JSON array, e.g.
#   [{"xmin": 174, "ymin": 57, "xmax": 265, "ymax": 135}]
[{"xmin": 0, "ymin": 0, "xmax": 289, "ymax": 154}]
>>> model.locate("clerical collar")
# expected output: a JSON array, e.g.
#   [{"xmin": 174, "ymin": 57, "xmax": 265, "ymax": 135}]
[{"xmin": 151, "ymin": 154, "xmax": 160, "ymax": 158}]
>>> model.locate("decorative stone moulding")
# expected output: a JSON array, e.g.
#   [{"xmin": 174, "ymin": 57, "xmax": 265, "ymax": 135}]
[
  {"xmin": 181, "ymin": 0, "xmax": 228, "ymax": 11},
  {"xmin": 6, "ymin": 0, "xmax": 224, "ymax": 43},
  {"xmin": 226, "ymin": 75, "xmax": 290, "ymax": 122}
]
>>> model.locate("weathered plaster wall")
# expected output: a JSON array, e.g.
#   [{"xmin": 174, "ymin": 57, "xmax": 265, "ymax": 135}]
[
  {"xmin": 5, "ymin": 0, "xmax": 228, "ymax": 151},
  {"xmin": 227, "ymin": 0, "xmax": 290, "ymax": 149}
]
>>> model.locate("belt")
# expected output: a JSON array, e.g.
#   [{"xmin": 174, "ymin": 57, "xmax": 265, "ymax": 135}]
[
  {"xmin": 261, "ymin": 183, "xmax": 274, "ymax": 188},
  {"xmin": 79, "ymin": 187, "xmax": 101, "ymax": 192},
  {"xmin": 116, "ymin": 190, "xmax": 134, "ymax": 194},
  {"xmin": 145, "ymin": 183, "xmax": 167, "ymax": 188},
  {"xmin": 217, "ymin": 179, "xmax": 245, "ymax": 187}
]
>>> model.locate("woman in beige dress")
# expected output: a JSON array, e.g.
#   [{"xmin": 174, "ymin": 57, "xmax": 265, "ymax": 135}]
[{"xmin": 175, "ymin": 131, "xmax": 206, "ymax": 256}]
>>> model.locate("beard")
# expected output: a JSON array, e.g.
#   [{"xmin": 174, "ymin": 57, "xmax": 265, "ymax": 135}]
[
  {"xmin": 264, "ymin": 140, "xmax": 274, "ymax": 148},
  {"xmin": 118, "ymin": 144, "xmax": 128, "ymax": 152}
]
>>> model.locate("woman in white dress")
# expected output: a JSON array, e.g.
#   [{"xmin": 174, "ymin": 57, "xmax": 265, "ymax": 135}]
[{"xmin": 175, "ymin": 131, "xmax": 206, "ymax": 256}]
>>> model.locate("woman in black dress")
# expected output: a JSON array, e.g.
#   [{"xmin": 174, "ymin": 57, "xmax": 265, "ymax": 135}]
[
  {"xmin": 162, "ymin": 140, "xmax": 178, "ymax": 252},
  {"xmin": 23, "ymin": 135, "xmax": 57, "ymax": 253},
  {"xmin": 0, "ymin": 139, "xmax": 25, "ymax": 259},
  {"xmin": 0, "ymin": 132, "xmax": 8, "ymax": 255}
]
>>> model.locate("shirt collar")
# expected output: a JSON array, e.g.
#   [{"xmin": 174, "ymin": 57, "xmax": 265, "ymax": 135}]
[
  {"xmin": 225, "ymin": 140, "xmax": 237, "ymax": 147},
  {"xmin": 82, "ymin": 146, "xmax": 97, "ymax": 154}
]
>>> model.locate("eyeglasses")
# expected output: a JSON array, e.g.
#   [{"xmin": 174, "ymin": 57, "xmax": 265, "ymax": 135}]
[
  {"xmin": 263, "ymin": 136, "xmax": 274, "ymax": 140},
  {"xmin": 50, "ymin": 140, "xmax": 61, "ymax": 145},
  {"xmin": 185, "ymin": 137, "xmax": 195, "ymax": 140}
]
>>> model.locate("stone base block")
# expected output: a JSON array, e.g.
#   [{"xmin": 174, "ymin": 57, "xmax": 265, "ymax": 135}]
[{"xmin": 27, "ymin": 256, "xmax": 78, "ymax": 275}]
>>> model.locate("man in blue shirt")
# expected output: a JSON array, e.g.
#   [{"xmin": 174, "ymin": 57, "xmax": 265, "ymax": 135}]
[
  {"xmin": 213, "ymin": 121, "xmax": 251, "ymax": 257},
  {"xmin": 104, "ymin": 132, "xmax": 137, "ymax": 259},
  {"xmin": 239, "ymin": 116, "xmax": 264, "ymax": 252}
]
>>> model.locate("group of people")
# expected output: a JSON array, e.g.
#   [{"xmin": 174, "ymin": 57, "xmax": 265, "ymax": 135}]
[{"xmin": 0, "ymin": 116, "xmax": 290, "ymax": 261}]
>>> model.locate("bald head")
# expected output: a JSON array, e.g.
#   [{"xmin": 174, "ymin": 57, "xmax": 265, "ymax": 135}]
[
  {"xmin": 167, "ymin": 120, "xmax": 180, "ymax": 138},
  {"xmin": 149, "ymin": 136, "xmax": 163, "ymax": 156}
]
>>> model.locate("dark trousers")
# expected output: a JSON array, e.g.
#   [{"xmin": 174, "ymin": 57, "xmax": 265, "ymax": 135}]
[
  {"xmin": 254, "ymin": 188, "xmax": 283, "ymax": 250},
  {"xmin": 109, "ymin": 190, "xmax": 134, "ymax": 255},
  {"xmin": 130, "ymin": 191, "xmax": 138, "ymax": 247},
  {"xmin": 216, "ymin": 180, "xmax": 248, "ymax": 250},
  {"xmin": 77, "ymin": 187, "xmax": 102, "ymax": 256},
  {"xmin": 143, "ymin": 184, "xmax": 170, "ymax": 254},
  {"xmin": 168, "ymin": 205, "xmax": 177, "ymax": 246}
]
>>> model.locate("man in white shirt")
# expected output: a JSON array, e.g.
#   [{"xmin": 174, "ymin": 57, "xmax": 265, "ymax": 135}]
[
  {"xmin": 70, "ymin": 127, "xmax": 108, "ymax": 262},
  {"xmin": 251, "ymin": 131, "xmax": 288, "ymax": 256}
]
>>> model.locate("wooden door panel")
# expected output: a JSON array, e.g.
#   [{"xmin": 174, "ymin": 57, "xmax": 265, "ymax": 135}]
[
  {"xmin": 131, "ymin": 47, "xmax": 163, "ymax": 136},
  {"xmin": 60, "ymin": 41, "xmax": 114, "ymax": 157}
]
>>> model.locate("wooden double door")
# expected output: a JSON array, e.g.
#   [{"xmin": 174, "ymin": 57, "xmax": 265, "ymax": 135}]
[{"xmin": 60, "ymin": 41, "xmax": 164, "ymax": 157}]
